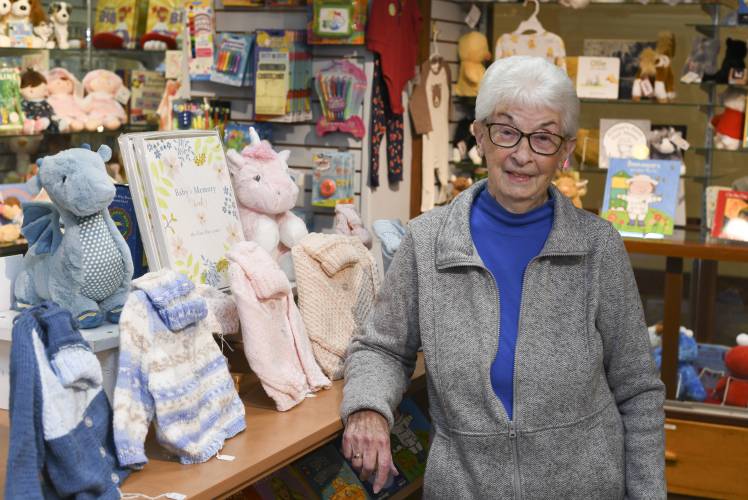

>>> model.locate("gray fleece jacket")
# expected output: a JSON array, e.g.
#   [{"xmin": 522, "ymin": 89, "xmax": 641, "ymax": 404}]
[{"xmin": 341, "ymin": 180, "xmax": 666, "ymax": 499}]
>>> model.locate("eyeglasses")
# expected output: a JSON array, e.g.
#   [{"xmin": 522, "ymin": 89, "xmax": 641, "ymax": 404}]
[{"xmin": 485, "ymin": 123, "xmax": 566, "ymax": 156}]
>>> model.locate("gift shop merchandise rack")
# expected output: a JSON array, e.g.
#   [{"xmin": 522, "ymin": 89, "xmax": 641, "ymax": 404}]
[
  {"xmin": 0, "ymin": 0, "xmax": 165, "ymax": 234},
  {"xmin": 467, "ymin": 1, "xmax": 748, "ymax": 498}
]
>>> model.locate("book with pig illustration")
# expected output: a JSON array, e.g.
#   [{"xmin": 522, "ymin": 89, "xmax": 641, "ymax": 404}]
[{"xmin": 600, "ymin": 158, "xmax": 680, "ymax": 238}]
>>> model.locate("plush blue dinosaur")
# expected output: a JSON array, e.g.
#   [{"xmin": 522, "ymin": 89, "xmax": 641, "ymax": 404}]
[{"xmin": 14, "ymin": 144, "xmax": 133, "ymax": 328}]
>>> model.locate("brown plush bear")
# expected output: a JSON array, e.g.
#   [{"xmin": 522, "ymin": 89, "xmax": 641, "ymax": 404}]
[{"xmin": 449, "ymin": 175, "xmax": 474, "ymax": 201}]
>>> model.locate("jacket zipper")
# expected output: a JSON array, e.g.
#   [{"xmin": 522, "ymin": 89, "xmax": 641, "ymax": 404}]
[{"xmin": 509, "ymin": 420, "xmax": 521, "ymax": 500}]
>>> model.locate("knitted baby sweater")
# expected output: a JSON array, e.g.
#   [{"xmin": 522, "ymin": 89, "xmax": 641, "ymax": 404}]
[
  {"xmin": 6, "ymin": 302, "xmax": 129, "ymax": 500},
  {"xmin": 228, "ymin": 241, "xmax": 330, "ymax": 411},
  {"xmin": 113, "ymin": 270, "xmax": 245, "ymax": 467},
  {"xmin": 292, "ymin": 233, "xmax": 381, "ymax": 380}
]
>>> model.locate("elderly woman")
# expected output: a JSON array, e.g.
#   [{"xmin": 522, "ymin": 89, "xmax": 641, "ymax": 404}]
[{"xmin": 340, "ymin": 56, "xmax": 665, "ymax": 498}]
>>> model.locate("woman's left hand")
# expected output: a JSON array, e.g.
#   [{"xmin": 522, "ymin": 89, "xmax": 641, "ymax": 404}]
[{"xmin": 342, "ymin": 409, "xmax": 399, "ymax": 494}]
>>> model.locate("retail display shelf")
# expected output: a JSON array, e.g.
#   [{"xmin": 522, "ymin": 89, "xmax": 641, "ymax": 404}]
[
  {"xmin": 665, "ymin": 400, "xmax": 748, "ymax": 426},
  {"xmin": 579, "ymin": 98, "xmax": 710, "ymax": 108},
  {"xmin": 216, "ymin": 5, "xmax": 308, "ymax": 12},
  {"xmin": 0, "ymin": 47, "xmax": 166, "ymax": 60},
  {"xmin": 0, "ymin": 309, "xmax": 120, "ymax": 352},
  {"xmin": 694, "ymin": 146, "xmax": 748, "ymax": 155},
  {"xmin": 687, "ymin": 23, "xmax": 748, "ymax": 35},
  {"xmin": 0, "ymin": 241, "xmax": 26, "ymax": 258},
  {"xmin": 475, "ymin": 0, "xmax": 735, "ymax": 5},
  {"xmin": 0, "ymin": 353, "xmax": 426, "ymax": 499},
  {"xmin": 623, "ymin": 234, "xmax": 748, "ymax": 262},
  {"xmin": 0, "ymin": 125, "xmax": 157, "ymax": 141}
]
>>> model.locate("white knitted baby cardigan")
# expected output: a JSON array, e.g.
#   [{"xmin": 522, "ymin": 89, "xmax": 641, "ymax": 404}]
[
  {"xmin": 292, "ymin": 233, "xmax": 381, "ymax": 380},
  {"xmin": 113, "ymin": 270, "xmax": 245, "ymax": 467},
  {"xmin": 228, "ymin": 241, "xmax": 330, "ymax": 411}
]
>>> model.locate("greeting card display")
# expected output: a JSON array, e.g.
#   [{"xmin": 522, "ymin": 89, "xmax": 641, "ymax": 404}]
[
  {"xmin": 119, "ymin": 130, "xmax": 242, "ymax": 290},
  {"xmin": 600, "ymin": 158, "xmax": 680, "ymax": 239}
]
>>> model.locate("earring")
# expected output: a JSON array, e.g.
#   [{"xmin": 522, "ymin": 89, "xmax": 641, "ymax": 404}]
[{"xmin": 561, "ymin": 159, "xmax": 570, "ymax": 171}]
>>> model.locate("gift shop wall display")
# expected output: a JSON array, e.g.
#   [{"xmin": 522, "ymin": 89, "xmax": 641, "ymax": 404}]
[
  {"xmin": 601, "ymin": 158, "xmax": 681, "ymax": 239},
  {"xmin": 119, "ymin": 130, "xmax": 242, "ymax": 290}
]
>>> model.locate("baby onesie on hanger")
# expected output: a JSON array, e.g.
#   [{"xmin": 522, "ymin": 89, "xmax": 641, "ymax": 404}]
[
  {"xmin": 419, "ymin": 59, "xmax": 451, "ymax": 212},
  {"xmin": 495, "ymin": 31, "xmax": 567, "ymax": 72}
]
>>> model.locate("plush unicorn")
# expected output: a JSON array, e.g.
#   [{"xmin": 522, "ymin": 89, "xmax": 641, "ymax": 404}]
[
  {"xmin": 225, "ymin": 128, "xmax": 308, "ymax": 281},
  {"xmin": 14, "ymin": 144, "xmax": 133, "ymax": 328}
]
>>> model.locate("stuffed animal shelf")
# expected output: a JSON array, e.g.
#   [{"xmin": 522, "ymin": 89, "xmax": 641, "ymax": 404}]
[
  {"xmin": 14, "ymin": 144, "xmax": 134, "ymax": 328},
  {"xmin": 652, "ymin": 325, "xmax": 707, "ymax": 402},
  {"xmin": 711, "ymin": 87, "xmax": 746, "ymax": 150},
  {"xmin": 632, "ymin": 32, "xmax": 676, "ymax": 103},
  {"xmin": 454, "ymin": 31, "xmax": 491, "ymax": 97},
  {"xmin": 225, "ymin": 127, "xmax": 308, "ymax": 281},
  {"xmin": 706, "ymin": 334, "xmax": 748, "ymax": 408}
]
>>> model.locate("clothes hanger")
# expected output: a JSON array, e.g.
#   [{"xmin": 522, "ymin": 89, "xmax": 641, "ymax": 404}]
[
  {"xmin": 429, "ymin": 22, "xmax": 442, "ymax": 63},
  {"xmin": 512, "ymin": 0, "xmax": 545, "ymax": 35}
]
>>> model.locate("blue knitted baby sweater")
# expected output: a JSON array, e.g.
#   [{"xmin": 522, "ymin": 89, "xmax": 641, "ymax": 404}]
[{"xmin": 5, "ymin": 302, "xmax": 129, "ymax": 500}]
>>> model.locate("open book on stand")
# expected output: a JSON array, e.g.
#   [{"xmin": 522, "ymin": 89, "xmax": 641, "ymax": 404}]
[{"xmin": 119, "ymin": 130, "xmax": 243, "ymax": 290}]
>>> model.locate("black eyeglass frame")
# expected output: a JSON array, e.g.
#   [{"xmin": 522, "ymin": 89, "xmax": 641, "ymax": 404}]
[{"xmin": 484, "ymin": 122, "xmax": 568, "ymax": 156}]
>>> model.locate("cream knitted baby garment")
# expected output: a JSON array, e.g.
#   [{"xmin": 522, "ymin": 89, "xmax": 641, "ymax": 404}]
[
  {"xmin": 227, "ymin": 241, "xmax": 330, "ymax": 411},
  {"xmin": 292, "ymin": 233, "xmax": 381, "ymax": 380}
]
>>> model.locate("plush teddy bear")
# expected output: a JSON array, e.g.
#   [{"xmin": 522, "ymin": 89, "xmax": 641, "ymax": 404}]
[
  {"xmin": 46, "ymin": 67, "xmax": 86, "ymax": 132},
  {"xmin": 704, "ymin": 38, "xmax": 747, "ymax": 84},
  {"xmin": 454, "ymin": 31, "xmax": 491, "ymax": 97},
  {"xmin": 81, "ymin": 69, "xmax": 127, "ymax": 131},
  {"xmin": 552, "ymin": 170, "xmax": 588, "ymax": 209},
  {"xmin": 652, "ymin": 326, "xmax": 707, "ymax": 402},
  {"xmin": 632, "ymin": 32, "xmax": 676, "ymax": 103},
  {"xmin": 225, "ymin": 127, "xmax": 308, "ymax": 281},
  {"xmin": 706, "ymin": 334, "xmax": 748, "ymax": 407},
  {"xmin": 711, "ymin": 87, "xmax": 746, "ymax": 151},
  {"xmin": 19, "ymin": 68, "xmax": 58, "ymax": 134},
  {"xmin": 448, "ymin": 175, "xmax": 473, "ymax": 201},
  {"xmin": 0, "ymin": 0, "xmax": 13, "ymax": 47}
]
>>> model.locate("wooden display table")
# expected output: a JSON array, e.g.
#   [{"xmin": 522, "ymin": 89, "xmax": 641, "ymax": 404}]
[
  {"xmin": 0, "ymin": 354, "xmax": 426, "ymax": 499},
  {"xmin": 623, "ymin": 234, "xmax": 748, "ymax": 403}
]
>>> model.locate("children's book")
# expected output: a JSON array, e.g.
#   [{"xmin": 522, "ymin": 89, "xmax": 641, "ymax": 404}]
[
  {"xmin": 711, "ymin": 190, "xmax": 748, "ymax": 242},
  {"xmin": 706, "ymin": 186, "xmax": 731, "ymax": 231},
  {"xmin": 583, "ymin": 39, "xmax": 656, "ymax": 99},
  {"xmin": 600, "ymin": 158, "xmax": 681, "ymax": 239},
  {"xmin": 0, "ymin": 67, "xmax": 24, "ymax": 134},
  {"xmin": 292, "ymin": 443, "xmax": 370, "ymax": 500},
  {"xmin": 94, "ymin": 0, "xmax": 139, "ymax": 49},
  {"xmin": 599, "ymin": 118, "xmax": 651, "ymax": 169},
  {"xmin": 390, "ymin": 397, "xmax": 431, "ymax": 484},
  {"xmin": 129, "ymin": 70, "xmax": 166, "ymax": 126},
  {"xmin": 575, "ymin": 57, "xmax": 620, "ymax": 100},
  {"xmin": 245, "ymin": 465, "xmax": 319, "ymax": 499},
  {"xmin": 109, "ymin": 184, "xmax": 148, "ymax": 279},
  {"xmin": 119, "ymin": 130, "xmax": 242, "ymax": 290}
]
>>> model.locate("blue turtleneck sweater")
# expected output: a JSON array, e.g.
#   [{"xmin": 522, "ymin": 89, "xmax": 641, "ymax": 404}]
[{"xmin": 470, "ymin": 187, "xmax": 554, "ymax": 421}]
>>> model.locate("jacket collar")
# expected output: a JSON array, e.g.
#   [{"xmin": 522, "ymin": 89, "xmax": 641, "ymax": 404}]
[{"xmin": 435, "ymin": 179, "xmax": 590, "ymax": 269}]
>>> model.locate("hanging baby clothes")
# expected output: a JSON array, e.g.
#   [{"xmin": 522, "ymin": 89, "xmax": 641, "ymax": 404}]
[
  {"xmin": 366, "ymin": 0, "xmax": 423, "ymax": 186},
  {"xmin": 494, "ymin": 31, "xmax": 567, "ymax": 72},
  {"xmin": 227, "ymin": 241, "xmax": 331, "ymax": 412},
  {"xmin": 410, "ymin": 58, "xmax": 452, "ymax": 212}
]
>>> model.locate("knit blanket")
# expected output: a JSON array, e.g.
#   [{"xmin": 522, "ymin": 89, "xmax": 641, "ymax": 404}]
[{"xmin": 113, "ymin": 270, "xmax": 245, "ymax": 467}]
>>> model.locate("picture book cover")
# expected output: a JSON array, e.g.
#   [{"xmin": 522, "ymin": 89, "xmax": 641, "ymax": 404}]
[
  {"xmin": 120, "ymin": 130, "xmax": 243, "ymax": 290},
  {"xmin": 601, "ymin": 158, "xmax": 681, "ymax": 238},
  {"xmin": 245, "ymin": 465, "xmax": 319, "ymax": 500},
  {"xmin": 583, "ymin": 39, "xmax": 656, "ymax": 99},
  {"xmin": 575, "ymin": 57, "xmax": 620, "ymax": 100},
  {"xmin": 711, "ymin": 190, "xmax": 748, "ymax": 242},
  {"xmin": 599, "ymin": 118, "xmax": 651, "ymax": 169},
  {"xmin": 391, "ymin": 398, "xmax": 431, "ymax": 484},
  {"xmin": 292, "ymin": 442, "xmax": 370, "ymax": 500},
  {"xmin": 0, "ymin": 67, "xmax": 24, "ymax": 133},
  {"xmin": 109, "ymin": 184, "xmax": 148, "ymax": 279},
  {"xmin": 129, "ymin": 70, "xmax": 166, "ymax": 125},
  {"xmin": 705, "ymin": 186, "xmax": 731, "ymax": 231}
]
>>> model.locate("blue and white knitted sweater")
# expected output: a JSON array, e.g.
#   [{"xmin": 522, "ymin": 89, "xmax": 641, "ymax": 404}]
[
  {"xmin": 5, "ymin": 302, "xmax": 129, "ymax": 500},
  {"xmin": 113, "ymin": 270, "xmax": 246, "ymax": 467}
]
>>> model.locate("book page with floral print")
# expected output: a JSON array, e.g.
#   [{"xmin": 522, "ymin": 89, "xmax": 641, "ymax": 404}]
[{"xmin": 142, "ymin": 132, "xmax": 242, "ymax": 289}]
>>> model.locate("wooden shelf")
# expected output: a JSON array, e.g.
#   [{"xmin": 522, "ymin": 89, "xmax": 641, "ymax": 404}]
[
  {"xmin": 623, "ymin": 236, "xmax": 748, "ymax": 262},
  {"xmin": 0, "ymin": 353, "xmax": 426, "ymax": 499}
]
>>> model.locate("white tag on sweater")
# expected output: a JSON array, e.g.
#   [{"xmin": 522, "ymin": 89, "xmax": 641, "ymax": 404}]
[
  {"xmin": 216, "ymin": 453, "xmax": 235, "ymax": 461},
  {"xmin": 166, "ymin": 494, "xmax": 186, "ymax": 500}
]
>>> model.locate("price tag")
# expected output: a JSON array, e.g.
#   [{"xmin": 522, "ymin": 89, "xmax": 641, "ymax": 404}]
[{"xmin": 465, "ymin": 4, "xmax": 481, "ymax": 29}]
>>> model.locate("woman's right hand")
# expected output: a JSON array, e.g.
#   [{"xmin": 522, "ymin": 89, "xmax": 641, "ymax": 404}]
[{"xmin": 342, "ymin": 409, "xmax": 399, "ymax": 494}]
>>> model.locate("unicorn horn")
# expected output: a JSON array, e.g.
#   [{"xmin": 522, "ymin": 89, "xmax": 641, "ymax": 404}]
[{"xmin": 248, "ymin": 127, "xmax": 261, "ymax": 145}]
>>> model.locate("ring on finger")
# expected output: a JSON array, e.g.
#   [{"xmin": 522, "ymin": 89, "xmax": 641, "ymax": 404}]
[{"xmin": 352, "ymin": 452, "xmax": 362, "ymax": 459}]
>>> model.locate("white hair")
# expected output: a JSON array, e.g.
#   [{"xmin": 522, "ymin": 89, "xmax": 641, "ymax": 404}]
[{"xmin": 475, "ymin": 56, "xmax": 579, "ymax": 138}]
